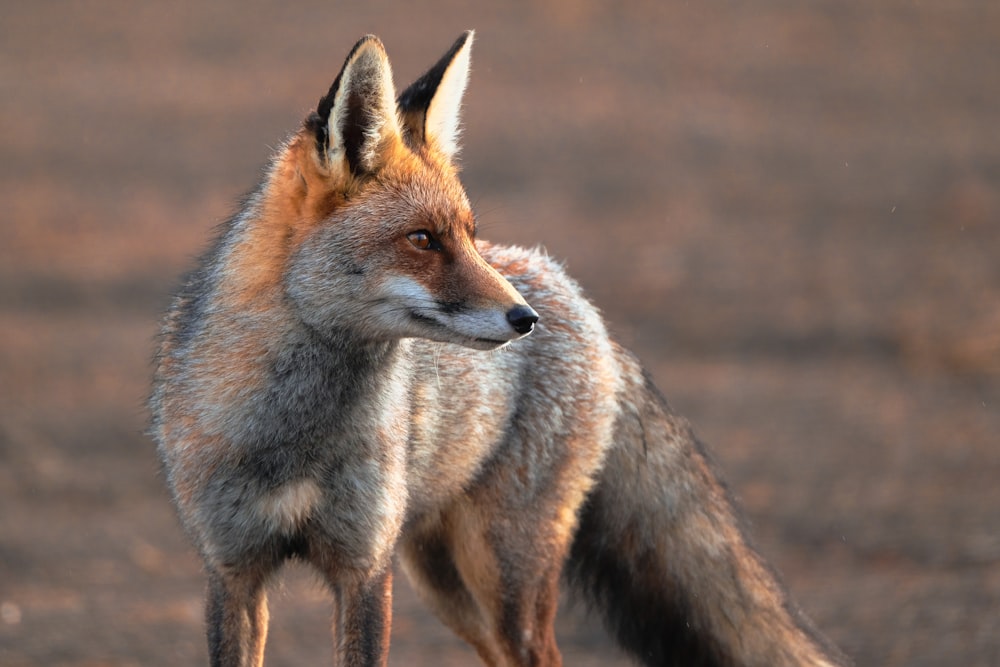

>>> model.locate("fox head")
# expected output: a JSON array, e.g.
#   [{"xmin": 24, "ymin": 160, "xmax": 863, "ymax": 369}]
[{"xmin": 266, "ymin": 32, "xmax": 537, "ymax": 350}]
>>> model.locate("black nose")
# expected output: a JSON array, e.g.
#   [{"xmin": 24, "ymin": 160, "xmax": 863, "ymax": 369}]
[{"xmin": 506, "ymin": 305, "xmax": 539, "ymax": 335}]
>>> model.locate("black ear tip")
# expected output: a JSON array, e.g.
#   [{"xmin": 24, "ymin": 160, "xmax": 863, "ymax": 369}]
[
  {"xmin": 453, "ymin": 30, "xmax": 474, "ymax": 53},
  {"xmin": 353, "ymin": 34, "xmax": 386, "ymax": 56},
  {"xmin": 348, "ymin": 34, "xmax": 384, "ymax": 55},
  {"xmin": 318, "ymin": 34, "xmax": 388, "ymax": 111},
  {"xmin": 311, "ymin": 34, "xmax": 390, "ymax": 154},
  {"xmin": 398, "ymin": 30, "xmax": 475, "ymax": 114}
]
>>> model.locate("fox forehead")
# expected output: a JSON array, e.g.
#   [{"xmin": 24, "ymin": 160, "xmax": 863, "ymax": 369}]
[{"xmin": 364, "ymin": 154, "xmax": 476, "ymax": 237}]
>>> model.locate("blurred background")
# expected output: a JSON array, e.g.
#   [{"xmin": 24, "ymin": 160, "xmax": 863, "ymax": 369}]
[{"xmin": 1, "ymin": 1, "xmax": 998, "ymax": 665}]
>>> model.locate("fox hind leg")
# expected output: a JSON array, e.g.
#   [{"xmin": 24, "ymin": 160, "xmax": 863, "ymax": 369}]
[
  {"xmin": 399, "ymin": 526, "xmax": 507, "ymax": 664},
  {"xmin": 400, "ymin": 507, "xmax": 564, "ymax": 667}
]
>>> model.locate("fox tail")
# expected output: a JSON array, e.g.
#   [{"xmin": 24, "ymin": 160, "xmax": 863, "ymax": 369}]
[{"xmin": 565, "ymin": 346, "xmax": 848, "ymax": 667}]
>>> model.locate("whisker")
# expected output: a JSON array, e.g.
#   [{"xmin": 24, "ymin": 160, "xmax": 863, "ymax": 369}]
[{"xmin": 433, "ymin": 345, "xmax": 442, "ymax": 394}]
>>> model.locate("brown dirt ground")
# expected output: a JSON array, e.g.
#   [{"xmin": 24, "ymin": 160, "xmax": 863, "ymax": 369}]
[{"xmin": 2, "ymin": 2, "xmax": 999, "ymax": 665}]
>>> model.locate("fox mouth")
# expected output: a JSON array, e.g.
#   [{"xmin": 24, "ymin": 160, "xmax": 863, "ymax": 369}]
[
  {"xmin": 472, "ymin": 337, "xmax": 510, "ymax": 349},
  {"xmin": 408, "ymin": 310, "xmax": 510, "ymax": 349}
]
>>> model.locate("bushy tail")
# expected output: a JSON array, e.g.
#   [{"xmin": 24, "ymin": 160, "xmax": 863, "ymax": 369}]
[{"xmin": 565, "ymin": 347, "xmax": 847, "ymax": 667}]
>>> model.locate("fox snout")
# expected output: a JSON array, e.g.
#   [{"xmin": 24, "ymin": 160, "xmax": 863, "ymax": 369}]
[{"xmin": 506, "ymin": 304, "xmax": 539, "ymax": 335}]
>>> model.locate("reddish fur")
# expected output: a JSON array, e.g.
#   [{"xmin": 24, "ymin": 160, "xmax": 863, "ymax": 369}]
[{"xmin": 151, "ymin": 33, "xmax": 847, "ymax": 667}]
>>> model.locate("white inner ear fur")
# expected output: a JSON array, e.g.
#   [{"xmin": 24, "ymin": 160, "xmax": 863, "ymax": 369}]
[
  {"xmin": 425, "ymin": 32, "xmax": 473, "ymax": 160},
  {"xmin": 327, "ymin": 40, "xmax": 400, "ymax": 172}
]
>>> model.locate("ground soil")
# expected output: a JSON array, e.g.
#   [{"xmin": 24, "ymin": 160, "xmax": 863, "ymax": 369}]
[{"xmin": 2, "ymin": 2, "xmax": 998, "ymax": 665}]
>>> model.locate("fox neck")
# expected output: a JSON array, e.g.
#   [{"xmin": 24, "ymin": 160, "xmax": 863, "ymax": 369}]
[
  {"xmin": 206, "ymin": 216, "xmax": 411, "ymax": 446},
  {"xmin": 287, "ymin": 323, "xmax": 405, "ymax": 415},
  {"xmin": 240, "ymin": 312, "xmax": 410, "ymax": 455}
]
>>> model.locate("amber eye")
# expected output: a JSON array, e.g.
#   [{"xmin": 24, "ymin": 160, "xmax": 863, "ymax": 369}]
[{"xmin": 407, "ymin": 230, "xmax": 440, "ymax": 251}]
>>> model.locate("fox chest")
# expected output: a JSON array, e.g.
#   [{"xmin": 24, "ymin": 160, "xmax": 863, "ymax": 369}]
[
  {"xmin": 193, "ymin": 356, "xmax": 412, "ymax": 565},
  {"xmin": 195, "ymin": 418, "xmax": 409, "ymax": 569}
]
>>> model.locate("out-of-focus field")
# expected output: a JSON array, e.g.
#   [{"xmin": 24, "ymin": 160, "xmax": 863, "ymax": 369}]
[{"xmin": 1, "ymin": 2, "xmax": 998, "ymax": 665}]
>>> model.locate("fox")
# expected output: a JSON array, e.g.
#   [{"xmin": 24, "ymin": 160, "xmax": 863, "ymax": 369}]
[{"xmin": 150, "ymin": 31, "xmax": 848, "ymax": 667}]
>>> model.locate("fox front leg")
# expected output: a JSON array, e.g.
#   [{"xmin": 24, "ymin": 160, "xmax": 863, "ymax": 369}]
[
  {"xmin": 331, "ymin": 567, "xmax": 394, "ymax": 667},
  {"xmin": 205, "ymin": 565, "xmax": 271, "ymax": 667}
]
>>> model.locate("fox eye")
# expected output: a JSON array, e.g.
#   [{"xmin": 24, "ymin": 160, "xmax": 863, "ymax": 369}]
[{"xmin": 407, "ymin": 230, "xmax": 441, "ymax": 251}]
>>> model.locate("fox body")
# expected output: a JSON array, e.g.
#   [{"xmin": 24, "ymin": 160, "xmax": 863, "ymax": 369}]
[{"xmin": 150, "ymin": 32, "xmax": 846, "ymax": 667}]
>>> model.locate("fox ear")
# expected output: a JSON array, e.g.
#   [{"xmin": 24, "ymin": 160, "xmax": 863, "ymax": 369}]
[
  {"xmin": 397, "ymin": 30, "xmax": 473, "ymax": 160},
  {"xmin": 310, "ymin": 35, "xmax": 400, "ymax": 175}
]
